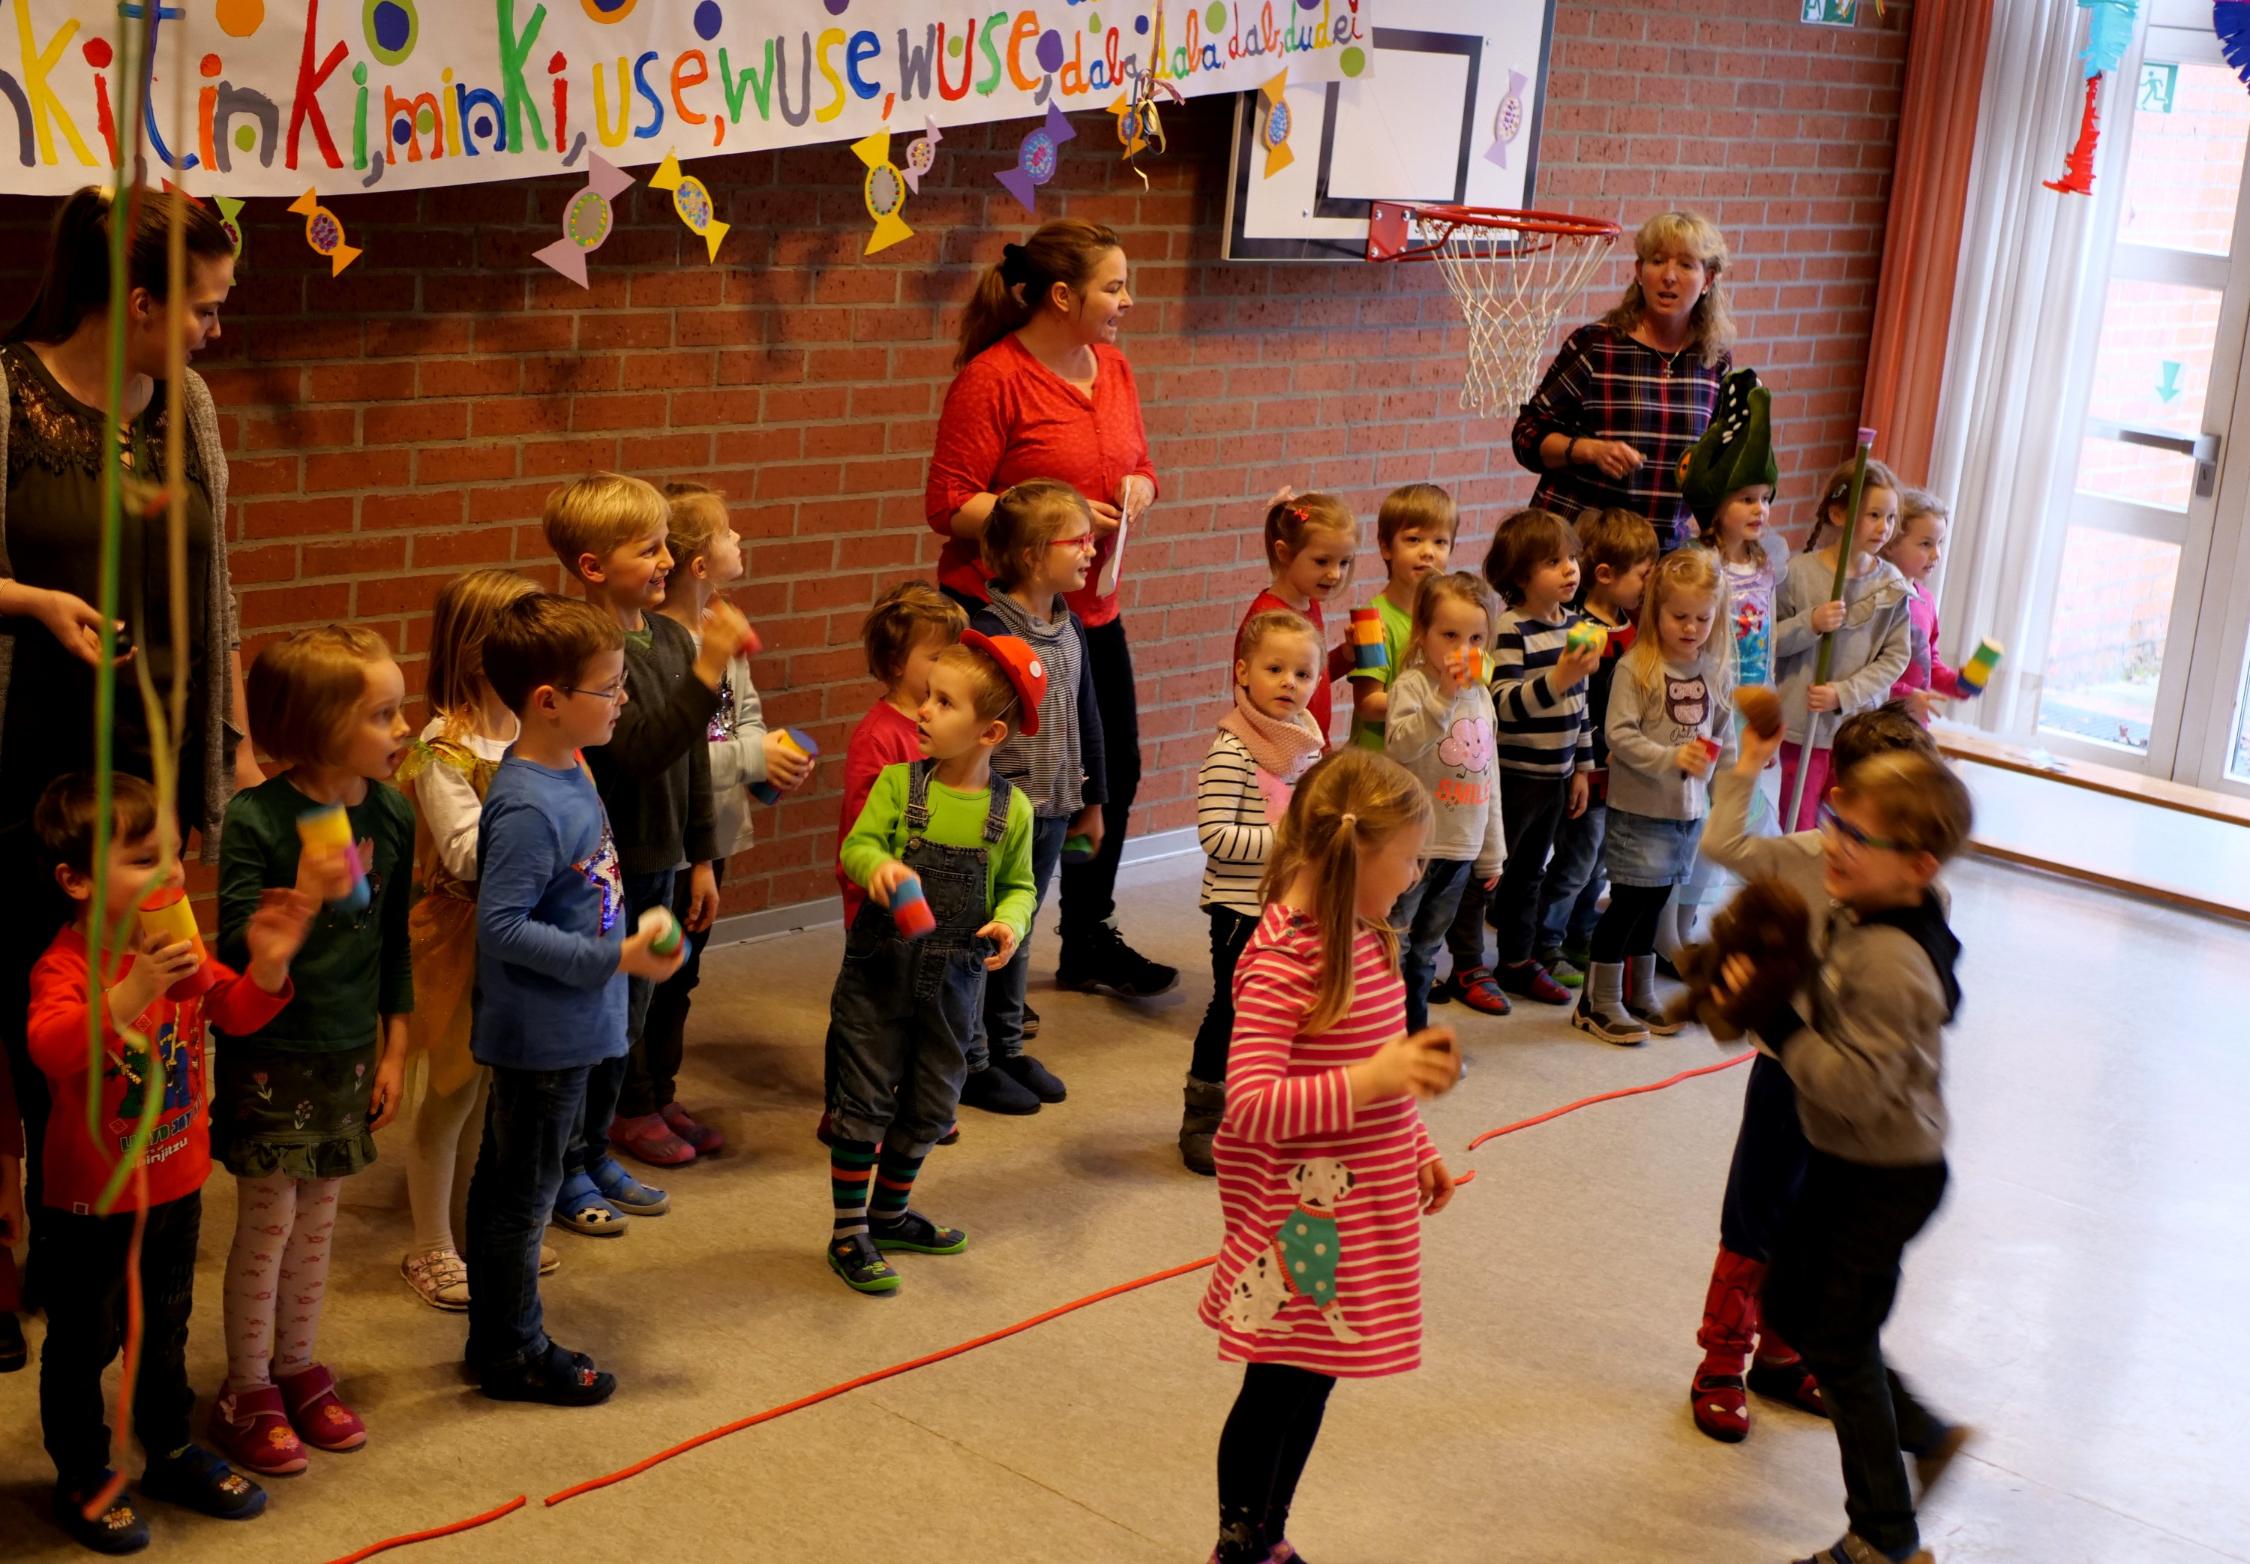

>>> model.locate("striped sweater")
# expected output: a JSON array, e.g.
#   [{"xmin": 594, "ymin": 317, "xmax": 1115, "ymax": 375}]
[
  {"xmin": 1490, "ymin": 606, "xmax": 1594, "ymax": 777},
  {"xmin": 1198, "ymin": 907, "xmax": 1440, "ymax": 1377},
  {"xmin": 1197, "ymin": 731, "xmax": 1277, "ymax": 916}
]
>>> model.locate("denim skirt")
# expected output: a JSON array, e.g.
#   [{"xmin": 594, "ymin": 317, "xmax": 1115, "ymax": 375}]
[{"xmin": 1602, "ymin": 809, "xmax": 1705, "ymax": 888}]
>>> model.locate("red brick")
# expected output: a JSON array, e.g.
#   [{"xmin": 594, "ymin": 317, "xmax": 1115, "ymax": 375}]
[{"xmin": 365, "ymin": 402, "xmax": 470, "ymax": 444}]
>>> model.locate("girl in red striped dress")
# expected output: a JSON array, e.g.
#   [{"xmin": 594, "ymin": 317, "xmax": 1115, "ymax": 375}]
[{"xmin": 1198, "ymin": 748, "xmax": 1463, "ymax": 1564}]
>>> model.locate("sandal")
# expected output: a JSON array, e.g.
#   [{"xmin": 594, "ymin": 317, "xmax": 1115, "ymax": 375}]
[
  {"xmin": 277, "ymin": 1362, "xmax": 367, "ymax": 1452},
  {"xmin": 590, "ymin": 1156, "xmax": 669, "ymax": 1215},
  {"xmin": 140, "ymin": 1443, "xmax": 266, "ymax": 1520},
  {"xmin": 480, "ymin": 1339, "xmax": 616, "ymax": 1407},
  {"xmin": 400, "ymin": 1247, "xmax": 471, "ymax": 1311},
  {"xmin": 540, "ymin": 1242, "xmax": 562, "ymax": 1276},
  {"xmin": 610, "ymin": 1111, "xmax": 696, "ymax": 1168},
  {"xmin": 54, "ymin": 1473, "xmax": 150, "ymax": 1554},
  {"xmin": 552, "ymin": 1171, "xmax": 630, "ymax": 1236},
  {"xmin": 208, "ymin": 1383, "xmax": 307, "ymax": 1477},
  {"xmin": 827, "ymin": 1235, "xmax": 901, "ymax": 1295},
  {"xmin": 869, "ymin": 1209, "xmax": 968, "ymax": 1255},
  {"xmin": 659, "ymin": 1100, "xmax": 725, "ymax": 1157}
]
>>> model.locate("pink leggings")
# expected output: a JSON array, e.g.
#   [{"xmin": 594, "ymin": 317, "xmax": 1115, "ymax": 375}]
[
  {"xmin": 222, "ymin": 1173, "xmax": 341, "ymax": 1390},
  {"xmin": 1776, "ymin": 743, "xmax": 1833, "ymax": 834}
]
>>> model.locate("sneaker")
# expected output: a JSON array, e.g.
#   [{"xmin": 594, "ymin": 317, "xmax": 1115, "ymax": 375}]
[
  {"xmin": 1000, "ymin": 1052, "xmax": 1067, "ymax": 1103},
  {"xmin": 54, "ymin": 1474, "xmax": 150, "ymax": 1554},
  {"xmin": 1913, "ymin": 1423, "xmax": 1973, "ymax": 1501},
  {"xmin": 540, "ymin": 1243, "xmax": 561, "ymax": 1276},
  {"xmin": 960, "ymin": 1064, "xmax": 1041, "ymax": 1116},
  {"xmin": 1560, "ymin": 942, "xmax": 1592, "ymax": 973},
  {"xmin": 869, "ymin": 1209, "xmax": 968, "ymax": 1254},
  {"xmin": 479, "ymin": 1340, "xmax": 616, "ymax": 1407},
  {"xmin": 1021, "ymin": 1001, "xmax": 1042, "ymax": 1039},
  {"xmin": 827, "ymin": 1234, "xmax": 901, "ymax": 1295},
  {"xmin": 140, "ymin": 1444, "xmax": 265, "ymax": 1520},
  {"xmin": 590, "ymin": 1157, "xmax": 669, "ymax": 1215},
  {"xmin": 276, "ymin": 1363, "xmax": 366, "ymax": 1453},
  {"xmin": 400, "ymin": 1247, "xmax": 471, "ymax": 1311},
  {"xmin": 1056, "ymin": 920, "xmax": 1179, "ymax": 998},
  {"xmin": 1429, "ymin": 973, "xmax": 1461, "ymax": 1006},
  {"xmin": 208, "ymin": 1384, "xmax": 307, "ymax": 1477},
  {"xmin": 1792, "ymin": 1535, "xmax": 1933, "ymax": 1564},
  {"xmin": 1454, "ymin": 967, "xmax": 1513, "ymax": 1016},
  {"xmin": 1689, "ymin": 1370, "xmax": 1749, "ymax": 1442},
  {"xmin": 1537, "ymin": 948, "xmax": 1585, "ymax": 989},
  {"xmin": 1496, "ymin": 960, "xmax": 1572, "ymax": 1006},
  {"xmin": 1571, "ymin": 1001, "xmax": 1649, "ymax": 1047},
  {"xmin": 609, "ymin": 1111, "xmax": 696, "ymax": 1168},
  {"xmin": 659, "ymin": 1100, "xmax": 725, "ymax": 1157}
]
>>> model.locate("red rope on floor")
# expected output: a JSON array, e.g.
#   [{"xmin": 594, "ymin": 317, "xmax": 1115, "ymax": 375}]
[
  {"xmin": 1464, "ymin": 1050, "xmax": 1755, "ymax": 1152},
  {"xmin": 321, "ymin": 1494, "xmax": 527, "ymax": 1564}
]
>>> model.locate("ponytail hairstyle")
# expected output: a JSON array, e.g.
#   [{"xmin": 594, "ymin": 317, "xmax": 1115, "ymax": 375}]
[
  {"xmin": 426, "ymin": 570, "xmax": 539, "ymax": 740},
  {"xmin": 1263, "ymin": 491, "xmax": 1359, "ymax": 573},
  {"xmin": 7, "ymin": 185, "xmax": 235, "ymax": 345},
  {"xmin": 1258, "ymin": 748, "xmax": 1431, "ymax": 1034},
  {"xmin": 954, "ymin": 219, "xmax": 1124, "ymax": 369},
  {"xmin": 1622, "ymin": 546, "xmax": 1731, "ymax": 710},
  {"xmin": 660, "ymin": 481, "xmax": 731, "ymax": 573},
  {"xmin": 1401, "ymin": 570, "xmax": 1495, "ymax": 672},
  {"xmin": 1805, "ymin": 454, "xmax": 1902, "ymax": 553}
]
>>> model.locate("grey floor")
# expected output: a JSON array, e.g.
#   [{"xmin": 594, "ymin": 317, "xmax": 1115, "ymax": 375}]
[{"xmin": 1, "ymin": 853, "xmax": 2245, "ymax": 1563}]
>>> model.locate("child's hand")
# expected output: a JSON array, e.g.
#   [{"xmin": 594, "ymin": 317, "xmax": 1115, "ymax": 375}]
[
  {"xmin": 1555, "ymin": 642, "xmax": 1602, "ymax": 688},
  {"xmin": 1568, "ymin": 771, "xmax": 1591, "ymax": 819},
  {"xmin": 685, "ymin": 863, "xmax": 720, "ymax": 932},
  {"xmin": 1069, "ymin": 803, "xmax": 1104, "ymax": 856},
  {"xmin": 619, "ymin": 922, "xmax": 688, "ymax": 982},
  {"xmin": 1417, "ymin": 1157, "xmax": 1457, "ymax": 1216},
  {"xmin": 976, "ymin": 921, "xmax": 1018, "ymax": 970},
  {"xmin": 866, "ymin": 860, "xmax": 916, "ymax": 909},
  {"xmin": 110, "ymin": 932, "xmax": 194, "ymax": 1021},
  {"xmin": 1735, "ymin": 722, "xmax": 1784, "ymax": 778},
  {"xmin": 1811, "ymin": 599, "xmax": 1847, "ymax": 634},
  {"xmin": 1712, "ymin": 952, "xmax": 1756, "ymax": 1010},
  {"xmin": 1480, "ymin": 873, "xmax": 1499, "ymax": 892},
  {"xmin": 368, "ymin": 1050, "xmax": 407, "ymax": 1132},
  {"xmin": 1356, "ymin": 1028, "xmax": 1459, "ymax": 1103},
  {"xmin": 242, "ymin": 889, "xmax": 316, "ymax": 989},
  {"xmin": 1676, "ymin": 741, "xmax": 1717, "ymax": 779},
  {"xmin": 0, "ymin": 1152, "xmax": 22, "ymax": 1246},
  {"xmin": 1905, "ymin": 688, "xmax": 1944, "ymax": 724},
  {"xmin": 295, "ymin": 839, "xmax": 355, "ymax": 904},
  {"xmin": 763, "ymin": 730, "xmax": 815, "ymax": 790},
  {"xmin": 694, "ymin": 598, "xmax": 753, "ymax": 685},
  {"xmin": 1806, "ymin": 683, "xmax": 1842, "ymax": 714}
]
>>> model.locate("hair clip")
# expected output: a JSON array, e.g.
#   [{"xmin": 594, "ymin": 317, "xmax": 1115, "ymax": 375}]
[{"xmin": 1287, "ymin": 504, "xmax": 1310, "ymax": 524}]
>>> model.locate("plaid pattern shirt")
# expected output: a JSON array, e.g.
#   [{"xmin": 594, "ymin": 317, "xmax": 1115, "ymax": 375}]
[{"xmin": 1511, "ymin": 323, "xmax": 1729, "ymax": 550}]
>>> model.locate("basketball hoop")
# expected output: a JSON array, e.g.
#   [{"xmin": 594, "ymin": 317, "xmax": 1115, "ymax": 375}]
[{"xmin": 1368, "ymin": 203, "xmax": 1622, "ymax": 418}]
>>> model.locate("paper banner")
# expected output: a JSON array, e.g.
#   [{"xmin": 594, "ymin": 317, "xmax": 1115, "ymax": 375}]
[
  {"xmin": 287, "ymin": 188, "xmax": 360, "ymax": 273},
  {"xmin": 649, "ymin": 150, "xmax": 728, "ymax": 261},
  {"xmin": 0, "ymin": 1, "xmax": 1376, "ymax": 199},
  {"xmin": 1255, "ymin": 69, "xmax": 1293, "ymax": 177},
  {"xmin": 851, "ymin": 128, "xmax": 913, "ymax": 253},
  {"xmin": 996, "ymin": 100, "xmax": 1074, "ymax": 213},
  {"xmin": 533, "ymin": 152, "xmax": 633, "ymax": 285}
]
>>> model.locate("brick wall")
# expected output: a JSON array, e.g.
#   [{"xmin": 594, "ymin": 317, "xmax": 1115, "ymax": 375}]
[{"xmin": 0, "ymin": 0, "xmax": 1911, "ymax": 920}]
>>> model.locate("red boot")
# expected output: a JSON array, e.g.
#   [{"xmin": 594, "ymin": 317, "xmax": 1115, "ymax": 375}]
[
  {"xmin": 1747, "ymin": 1323, "xmax": 1828, "ymax": 1417},
  {"xmin": 1690, "ymin": 1246, "xmax": 1763, "ymax": 1442}
]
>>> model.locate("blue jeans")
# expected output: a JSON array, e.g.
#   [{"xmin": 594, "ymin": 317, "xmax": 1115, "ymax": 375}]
[
  {"xmin": 466, "ymin": 1062, "xmax": 593, "ymax": 1370},
  {"xmin": 1534, "ymin": 797, "xmax": 1607, "ymax": 955},
  {"xmin": 571, "ymin": 868, "xmax": 675, "ymax": 1172},
  {"xmin": 1189, "ymin": 906, "xmax": 1260, "ymax": 1083},
  {"xmin": 1392, "ymin": 857, "xmax": 1473, "ymax": 1034},
  {"xmin": 976, "ymin": 815, "xmax": 1069, "ymax": 1069},
  {"xmin": 1719, "ymin": 1053, "xmax": 1811, "ymax": 1262}
]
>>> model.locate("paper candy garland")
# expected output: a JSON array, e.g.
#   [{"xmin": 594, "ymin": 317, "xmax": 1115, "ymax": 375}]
[
  {"xmin": 1255, "ymin": 71, "xmax": 1293, "ymax": 178},
  {"xmin": 535, "ymin": 154, "xmax": 634, "ymax": 286},
  {"xmin": 2045, "ymin": 0, "xmax": 2138, "ymax": 197},
  {"xmin": 997, "ymin": 102, "xmax": 1075, "ymax": 213},
  {"xmin": 2220, "ymin": 1, "xmax": 2250, "ymax": 88},
  {"xmin": 852, "ymin": 130, "xmax": 915, "ymax": 254},
  {"xmin": 902, "ymin": 117, "xmax": 943, "ymax": 194},
  {"xmin": 1110, "ymin": 68, "xmax": 1182, "ymax": 166},
  {"xmin": 287, "ymin": 190, "xmax": 360, "ymax": 275},
  {"xmin": 1484, "ymin": 69, "xmax": 1529, "ymax": 169},
  {"xmin": 649, "ymin": 152, "xmax": 729, "ymax": 263},
  {"xmin": 2044, "ymin": 72, "xmax": 2103, "ymax": 195}
]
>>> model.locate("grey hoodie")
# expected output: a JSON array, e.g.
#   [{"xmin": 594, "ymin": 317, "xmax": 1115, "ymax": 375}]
[
  {"xmin": 1772, "ymin": 551, "xmax": 1911, "ymax": 748},
  {"xmin": 1701, "ymin": 767, "xmax": 1956, "ymax": 1166}
]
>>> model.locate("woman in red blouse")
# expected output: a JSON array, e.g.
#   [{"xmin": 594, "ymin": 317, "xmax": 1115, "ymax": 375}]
[
  {"xmin": 925, "ymin": 219, "xmax": 1175, "ymax": 1004},
  {"xmin": 1512, "ymin": 211, "xmax": 1736, "ymax": 550}
]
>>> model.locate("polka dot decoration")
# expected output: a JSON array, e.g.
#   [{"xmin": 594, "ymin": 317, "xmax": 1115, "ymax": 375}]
[{"xmin": 362, "ymin": 0, "xmax": 417, "ymax": 65}]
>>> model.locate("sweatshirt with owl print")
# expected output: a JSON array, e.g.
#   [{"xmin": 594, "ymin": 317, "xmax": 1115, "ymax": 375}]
[
  {"xmin": 1384, "ymin": 667, "xmax": 1506, "ymax": 880},
  {"xmin": 1603, "ymin": 656, "xmax": 1731, "ymax": 823}
]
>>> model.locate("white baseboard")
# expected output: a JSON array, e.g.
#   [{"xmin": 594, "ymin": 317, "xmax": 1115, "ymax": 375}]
[{"xmin": 707, "ymin": 825, "xmax": 1201, "ymax": 948}]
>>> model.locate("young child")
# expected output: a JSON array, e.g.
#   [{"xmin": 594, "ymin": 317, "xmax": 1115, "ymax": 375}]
[
  {"xmin": 1708, "ymin": 728, "xmax": 1974, "ymax": 1564},
  {"xmin": 1685, "ymin": 703, "xmax": 1934, "ymax": 1444},
  {"xmin": 1384, "ymin": 572, "xmax": 1506, "ymax": 1035},
  {"xmin": 827, "ymin": 633, "xmax": 1042, "ymax": 1294},
  {"xmin": 1774, "ymin": 457, "xmax": 1910, "ymax": 831},
  {"xmin": 634, "ymin": 482, "xmax": 815, "ymax": 1166},
  {"xmin": 1440, "ymin": 509, "xmax": 1602, "ymax": 1013},
  {"xmin": 1184, "ymin": 609, "xmax": 1326, "ymax": 1176},
  {"xmin": 466, "ymin": 594, "xmax": 684, "ymax": 1404},
  {"xmin": 1348, "ymin": 483, "xmax": 1457, "ymax": 751},
  {"xmin": 543, "ymin": 473, "xmax": 749, "ymax": 1227},
  {"xmin": 1198, "ymin": 747, "xmax": 1459, "ymax": 1564},
  {"xmin": 1881, "ymin": 489, "xmax": 1962, "ymax": 727},
  {"xmin": 1533, "ymin": 508, "xmax": 1657, "ymax": 988},
  {"xmin": 1237, "ymin": 492, "xmax": 1359, "ymax": 744},
  {"xmin": 963, "ymin": 479, "xmax": 1107, "ymax": 1115},
  {"xmin": 838, "ymin": 583, "xmax": 969, "ymax": 930},
  {"xmin": 209, "ymin": 626, "xmax": 416, "ymax": 1475},
  {"xmin": 1572, "ymin": 550, "xmax": 1730, "ymax": 1045},
  {"xmin": 396, "ymin": 569, "xmax": 539, "ymax": 1312},
  {"xmin": 26, "ymin": 774, "xmax": 318, "ymax": 1550}
]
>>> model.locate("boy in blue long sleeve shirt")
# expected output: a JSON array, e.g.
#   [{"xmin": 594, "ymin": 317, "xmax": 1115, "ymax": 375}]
[{"xmin": 464, "ymin": 595, "xmax": 684, "ymax": 1406}]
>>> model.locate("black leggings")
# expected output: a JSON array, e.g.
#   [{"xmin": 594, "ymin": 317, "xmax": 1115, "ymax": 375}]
[
  {"xmin": 1214, "ymin": 1363, "xmax": 1335, "ymax": 1561},
  {"xmin": 1591, "ymin": 882, "xmax": 1674, "ymax": 964}
]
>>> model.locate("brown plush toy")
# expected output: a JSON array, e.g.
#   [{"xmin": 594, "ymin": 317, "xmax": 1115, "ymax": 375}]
[
  {"xmin": 1733, "ymin": 684, "xmax": 1784, "ymax": 741},
  {"xmin": 1667, "ymin": 876, "xmax": 1814, "ymax": 1041}
]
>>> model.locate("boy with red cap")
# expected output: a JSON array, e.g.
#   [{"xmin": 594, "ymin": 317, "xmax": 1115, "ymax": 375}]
[{"xmin": 824, "ymin": 631, "xmax": 1043, "ymax": 1294}]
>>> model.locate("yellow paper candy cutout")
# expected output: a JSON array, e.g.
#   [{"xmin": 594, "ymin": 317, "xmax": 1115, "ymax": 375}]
[
  {"xmin": 851, "ymin": 130, "xmax": 914, "ymax": 256},
  {"xmin": 287, "ymin": 189, "xmax": 361, "ymax": 275},
  {"xmin": 648, "ymin": 151, "xmax": 729, "ymax": 264},
  {"xmin": 1257, "ymin": 71, "xmax": 1294, "ymax": 179}
]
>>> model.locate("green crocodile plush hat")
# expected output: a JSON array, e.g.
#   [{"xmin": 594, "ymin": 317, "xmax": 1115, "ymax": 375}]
[{"xmin": 1679, "ymin": 367, "xmax": 1778, "ymax": 526}]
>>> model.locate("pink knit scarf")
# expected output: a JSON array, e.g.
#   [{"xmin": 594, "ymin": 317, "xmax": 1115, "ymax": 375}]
[{"xmin": 1218, "ymin": 689, "xmax": 1325, "ymax": 783}]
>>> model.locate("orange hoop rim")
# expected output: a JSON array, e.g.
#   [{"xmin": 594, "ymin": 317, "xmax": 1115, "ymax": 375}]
[{"xmin": 1367, "ymin": 202, "xmax": 1622, "ymax": 263}]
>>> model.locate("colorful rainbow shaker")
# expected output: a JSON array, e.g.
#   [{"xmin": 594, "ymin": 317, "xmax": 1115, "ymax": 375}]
[
  {"xmin": 295, "ymin": 804, "xmax": 369, "ymax": 913},
  {"xmin": 136, "ymin": 886, "xmax": 217, "ymax": 1000},
  {"xmin": 750, "ymin": 727, "xmax": 819, "ymax": 805},
  {"xmin": 889, "ymin": 876, "xmax": 935, "ymax": 939},
  {"xmin": 1565, "ymin": 620, "xmax": 1608, "ymax": 658},
  {"xmin": 1955, "ymin": 638, "xmax": 2003, "ymax": 697},
  {"xmin": 1349, "ymin": 607, "xmax": 1387, "ymax": 674}
]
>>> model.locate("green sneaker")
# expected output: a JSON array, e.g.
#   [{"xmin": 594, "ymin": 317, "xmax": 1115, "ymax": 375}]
[
  {"xmin": 828, "ymin": 1236, "xmax": 901, "ymax": 1294},
  {"xmin": 1538, "ymin": 948, "xmax": 1586, "ymax": 989},
  {"xmin": 870, "ymin": 1209, "xmax": 968, "ymax": 1255}
]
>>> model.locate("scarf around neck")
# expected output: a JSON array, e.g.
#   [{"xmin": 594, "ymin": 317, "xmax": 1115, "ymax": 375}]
[{"xmin": 1219, "ymin": 688, "xmax": 1325, "ymax": 783}]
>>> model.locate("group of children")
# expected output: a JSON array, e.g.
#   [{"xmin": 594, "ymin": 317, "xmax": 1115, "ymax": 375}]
[{"xmin": 0, "ymin": 383, "xmax": 1985, "ymax": 1562}]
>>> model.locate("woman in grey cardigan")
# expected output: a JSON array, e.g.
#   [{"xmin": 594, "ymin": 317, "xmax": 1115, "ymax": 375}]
[{"xmin": 0, "ymin": 187, "xmax": 258, "ymax": 1276}]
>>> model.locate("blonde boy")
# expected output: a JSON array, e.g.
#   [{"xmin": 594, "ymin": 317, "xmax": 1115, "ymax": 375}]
[{"xmin": 1350, "ymin": 483, "xmax": 1459, "ymax": 750}]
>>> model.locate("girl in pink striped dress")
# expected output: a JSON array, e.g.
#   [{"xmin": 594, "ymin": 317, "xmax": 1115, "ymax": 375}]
[{"xmin": 1197, "ymin": 748, "xmax": 1463, "ymax": 1564}]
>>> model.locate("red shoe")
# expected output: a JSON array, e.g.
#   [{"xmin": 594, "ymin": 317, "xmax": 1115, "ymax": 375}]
[
  {"xmin": 659, "ymin": 1101, "xmax": 725, "ymax": 1157},
  {"xmin": 1692, "ymin": 1246, "xmax": 1763, "ymax": 1443},
  {"xmin": 209, "ymin": 1383, "xmax": 308, "ymax": 1475},
  {"xmin": 1453, "ymin": 967, "xmax": 1513, "ymax": 1016},
  {"xmin": 611, "ymin": 1111, "xmax": 696, "ymax": 1168},
  {"xmin": 1496, "ymin": 959, "xmax": 1573, "ymax": 1006},
  {"xmin": 1748, "ymin": 1334, "xmax": 1828, "ymax": 1417},
  {"xmin": 1692, "ymin": 1368, "xmax": 1750, "ymax": 1442},
  {"xmin": 277, "ymin": 1363, "xmax": 367, "ymax": 1452}
]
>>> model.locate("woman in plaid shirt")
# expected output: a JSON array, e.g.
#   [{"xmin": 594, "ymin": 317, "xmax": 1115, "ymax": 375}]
[{"xmin": 1513, "ymin": 211, "xmax": 1736, "ymax": 550}]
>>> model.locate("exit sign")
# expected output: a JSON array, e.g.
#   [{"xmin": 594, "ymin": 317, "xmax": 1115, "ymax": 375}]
[
  {"xmin": 1802, "ymin": 0, "xmax": 1857, "ymax": 23},
  {"xmin": 2140, "ymin": 63, "xmax": 2178, "ymax": 114}
]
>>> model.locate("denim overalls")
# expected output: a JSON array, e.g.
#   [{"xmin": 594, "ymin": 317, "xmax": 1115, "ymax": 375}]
[{"xmin": 826, "ymin": 761, "xmax": 1014, "ymax": 1157}]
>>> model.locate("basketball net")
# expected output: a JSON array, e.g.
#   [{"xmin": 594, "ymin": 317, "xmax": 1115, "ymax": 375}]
[{"xmin": 1369, "ymin": 203, "xmax": 1621, "ymax": 418}]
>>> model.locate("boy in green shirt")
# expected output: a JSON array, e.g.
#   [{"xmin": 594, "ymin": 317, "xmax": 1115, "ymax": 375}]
[
  {"xmin": 826, "ymin": 631, "xmax": 1042, "ymax": 1294},
  {"xmin": 1349, "ymin": 484, "xmax": 1458, "ymax": 750}
]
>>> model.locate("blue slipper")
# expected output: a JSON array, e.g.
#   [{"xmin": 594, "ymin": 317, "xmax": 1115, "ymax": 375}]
[
  {"xmin": 140, "ymin": 1444, "xmax": 265, "ymax": 1520},
  {"xmin": 552, "ymin": 1171, "xmax": 629, "ymax": 1236},
  {"xmin": 590, "ymin": 1156, "xmax": 669, "ymax": 1215}
]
